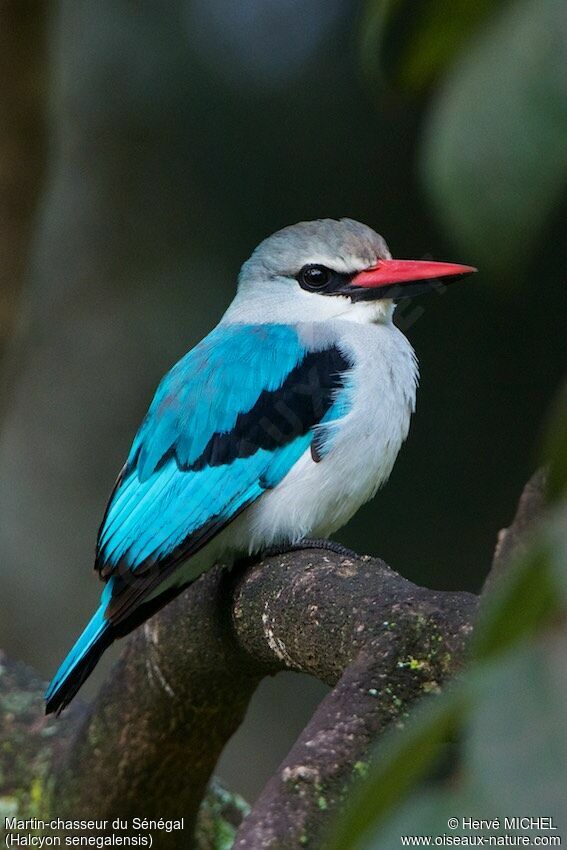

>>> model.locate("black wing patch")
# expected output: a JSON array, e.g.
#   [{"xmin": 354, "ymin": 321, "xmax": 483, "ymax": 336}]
[{"xmin": 158, "ymin": 345, "xmax": 352, "ymax": 473}]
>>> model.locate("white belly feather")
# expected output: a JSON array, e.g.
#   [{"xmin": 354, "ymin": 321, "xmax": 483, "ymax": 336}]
[{"xmin": 239, "ymin": 319, "xmax": 418, "ymax": 551}]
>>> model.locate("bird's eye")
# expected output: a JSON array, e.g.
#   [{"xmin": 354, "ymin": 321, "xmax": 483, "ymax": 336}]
[{"xmin": 298, "ymin": 264, "xmax": 332, "ymax": 291}]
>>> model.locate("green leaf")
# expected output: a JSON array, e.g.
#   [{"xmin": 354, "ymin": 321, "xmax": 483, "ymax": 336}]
[
  {"xmin": 421, "ymin": 0, "xmax": 567, "ymax": 279},
  {"xmin": 466, "ymin": 635, "xmax": 567, "ymax": 822},
  {"xmin": 359, "ymin": 0, "xmax": 497, "ymax": 92},
  {"xmin": 358, "ymin": 786, "xmax": 496, "ymax": 850}
]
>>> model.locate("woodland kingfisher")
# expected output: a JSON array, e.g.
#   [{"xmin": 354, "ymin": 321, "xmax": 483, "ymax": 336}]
[{"xmin": 46, "ymin": 218, "xmax": 475, "ymax": 714}]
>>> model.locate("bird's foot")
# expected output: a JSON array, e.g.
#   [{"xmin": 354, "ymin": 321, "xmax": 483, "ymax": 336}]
[
  {"xmin": 232, "ymin": 538, "xmax": 361, "ymax": 572},
  {"xmin": 261, "ymin": 538, "xmax": 361, "ymax": 560}
]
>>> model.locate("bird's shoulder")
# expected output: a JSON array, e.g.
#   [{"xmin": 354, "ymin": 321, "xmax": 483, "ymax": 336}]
[{"xmin": 127, "ymin": 323, "xmax": 308, "ymax": 482}]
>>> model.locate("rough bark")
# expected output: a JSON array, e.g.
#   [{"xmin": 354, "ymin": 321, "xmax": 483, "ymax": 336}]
[
  {"xmin": 0, "ymin": 472, "xmax": 544, "ymax": 849},
  {"xmin": 231, "ymin": 556, "xmax": 475, "ymax": 849},
  {"xmin": 0, "ymin": 650, "xmax": 249, "ymax": 849}
]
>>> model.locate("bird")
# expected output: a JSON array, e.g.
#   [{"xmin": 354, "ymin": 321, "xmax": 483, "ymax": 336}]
[{"xmin": 45, "ymin": 218, "xmax": 475, "ymax": 714}]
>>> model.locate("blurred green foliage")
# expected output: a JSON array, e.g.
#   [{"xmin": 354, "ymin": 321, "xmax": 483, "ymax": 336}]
[
  {"xmin": 362, "ymin": 0, "xmax": 567, "ymax": 279},
  {"xmin": 423, "ymin": 0, "xmax": 567, "ymax": 280},
  {"xmin": 360, "ymin": 0, "xmax": 496, "ymax": 92}
]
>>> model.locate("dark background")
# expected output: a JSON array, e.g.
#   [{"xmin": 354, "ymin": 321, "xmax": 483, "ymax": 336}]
[{"xmin": 0, "ymin": 0, "xmax": 565, "ymax": 801}]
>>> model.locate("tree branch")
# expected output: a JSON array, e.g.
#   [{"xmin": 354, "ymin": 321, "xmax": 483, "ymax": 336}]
[
  {"xmin": 0, "ymin": 648, "xmax": 249, "ymax": 849},
  {"xmin": 482, "ymin": 468, "xmax": 547, "ymax": 594},
  {"xmin": 0, "ymin": 472, "xmax": 545, "ymax": 849},
  {"xmin": 231, "ymin": 554, "xmax": 476, "ymax": 849},
  {"xmin": 52, "ymin": 566, "xmax": 261, "ymax": 844}
]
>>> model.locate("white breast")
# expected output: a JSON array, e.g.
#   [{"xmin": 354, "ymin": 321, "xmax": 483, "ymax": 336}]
[{"xmin": 238, "ymin": 319, "xmax": 418, "ymax": 552}]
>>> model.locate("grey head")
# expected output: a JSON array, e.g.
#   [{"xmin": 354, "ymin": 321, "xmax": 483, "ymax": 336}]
[
  {"xmin": 223, "ymin": 218, "xmax": 394, "ymax": 325},
  {"xmin": 242, "ymin": 218, "xmax": 391, "ymax": 279}
]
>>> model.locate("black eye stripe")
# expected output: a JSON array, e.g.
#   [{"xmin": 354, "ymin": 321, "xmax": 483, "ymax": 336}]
[{"xmin": 295, "ymin": 262, "xmax": 405, "ymax": 302}]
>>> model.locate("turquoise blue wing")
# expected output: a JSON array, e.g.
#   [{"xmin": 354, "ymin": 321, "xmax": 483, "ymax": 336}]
[{"xmin": 95, "ymin": 323, "xmax": 352, "ymax": 625}]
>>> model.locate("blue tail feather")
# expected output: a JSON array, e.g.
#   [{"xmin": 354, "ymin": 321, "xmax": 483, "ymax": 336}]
[{"xmin": 45, "ymin": 582, "xmax": 114, "ymax": 715}]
